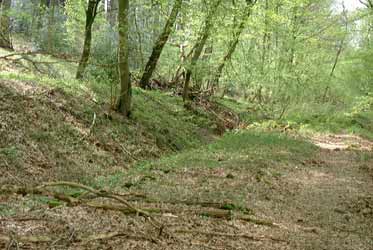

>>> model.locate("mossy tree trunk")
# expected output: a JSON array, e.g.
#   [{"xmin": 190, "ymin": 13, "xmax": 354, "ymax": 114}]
[
  {"xmin": 182, "ymin": 0, "xmax": 222, "ymax": 102},
  {"xmin": 76, "ymin": 0, "xmax": 101, "ymax": 79},
  {"xmin": 0, "ymin": 0, "xmax": 13, "ymax": 50},
  {"xmin": 116, "ymin": 0, "xmax": 131, "ymax": 117},
  {"xmin": 139, "ymin": 0, "xmax": 183, "ymax": 89}
]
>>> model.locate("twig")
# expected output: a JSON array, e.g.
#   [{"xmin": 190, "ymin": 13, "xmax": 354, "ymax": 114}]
[
  {"xmin": 77, "ymin": 231, "xmax": 158, "ymax": 244},
  {"xmin": 0, "ymin": 234, "xmax": 53, "ymax": 243},
  {"xmin": 0, "ymin": 232, "xmax": 158, "ymax": 245},
  {"xmin": 88, "ymin": 112, "xmax": 96, "ymax": 136},
  {"xmin": 175, "ymin": 229, "xmax": 287, "ymax": 243},
  {"xmin": 38, "ymin": 182, "xmax": 147, "ymax": 216},
  {"xmin": 118, "ymin": 142, "xmax": 139, "ymax": 161},
  {"xmin": 37, "ymin": 182, "xmax": 162, "ymax": 229}
]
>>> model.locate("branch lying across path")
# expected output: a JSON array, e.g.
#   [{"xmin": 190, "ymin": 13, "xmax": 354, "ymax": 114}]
[
  {"xmin": 0, "ymin": 182, "xmax": 285, "ymax": 249},
  {"xmin": 0, "ymin": 232, "xmax": 158, "ymax": 245},
  {"xmin": 39, "ymin": 182, "xmax": 152, "ymax": 218},
  {"xmin": 83, "ymin": 201, "xmax": 276, "ymax": 227},
  {"xmin": 174, "ymin": 229, "xmax": 287, "ymax": 243},
  {"xmin": 1, "ymin": 182, "xmax": 277, "ymax": 227},
  {"xmin": 0, "ymin": 51, "xmax": 117, "ymax": 68},
  {"xmin": 0, "ymin": 234, "xmax": 52, "ymax": 243},
  {"xmin": 1, "ymin": 182, "xmax": 162, "ymax": 229}
]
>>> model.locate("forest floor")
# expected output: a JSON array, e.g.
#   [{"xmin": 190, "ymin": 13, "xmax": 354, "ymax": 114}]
[
  {"xmin": 1, "ymin": 52, "xmax": 373, "ymax": 249},
  {"xmin": 1, "ymin": 126, "xmax": 372, "ymax": 249}
]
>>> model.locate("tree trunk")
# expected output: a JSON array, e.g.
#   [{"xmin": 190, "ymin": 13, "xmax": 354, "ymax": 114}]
[
  {"xmin": 108, "ymin": 0, "xmax": 118, "ymax": 26},
  {"xmin": 0, "ymin": 0, "xmax": 13, "ymax": 50},
  {"xmin": 116, "ymin": 0, "xmax": 131, "ymax": 117},
  {"xmin": 36, "ymin": 0, "xmax": 48, "ymax": 30},
  {"xmin": 182, "ymin": 0, "xmax": 222, "ymax": 101},
  {"xmin": 212, "ymin": 0, "xmax": 255, "ymax": 87},
  {"xmin": 76, "ymin": 0, "xmax": 101, "ymax": 79},
  {"xmin": 47, "ymin": 0, "xmax": 56, "ymax": 53},
  {"xmin": 261, "ymin": 0, "xmax": 270, "ymax": 73},
  {"xmin": 139, "ymin": 0, "xmax": 183, "ymax": 89}
]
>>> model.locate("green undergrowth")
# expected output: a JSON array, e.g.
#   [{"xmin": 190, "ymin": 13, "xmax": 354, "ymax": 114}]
[
  {"xmin": 283, "ymin": 102, "xmax": 373, "ymax": 140},
  {"xmin": 214, "ymin": 97, "xmax": 259, "ymax": 124},
  {"xmin": 94, "ymin": 131, "xmax": 318, "ymax": 208},
  {"xmin": 0, "ymin": 58, "xmax": 227, "ymax": 187},
  {"xmin": 140, "ymin": 130, "xmax": 317, "ymax": 171}
]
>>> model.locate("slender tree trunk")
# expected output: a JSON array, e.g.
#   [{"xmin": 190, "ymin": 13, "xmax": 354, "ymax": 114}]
[
  {"xmin": 37, "ymin": 0, "xmax": 47, "ymax": 30},
  {"xmin": 108, "ymin": 0, "xmax": 117, "ymax": 26},
  {"xmin": 139, "ymin": 0, "xmax": 183, "ymax": 89},
  {"xmin": 288, "ymin": 6, "xmax": 298, "ymax": 66},
  {"xmin": 182, "ymin": 0, "xmax": 222, "ymax": 101},
  {"xmin": 323, "ymin": 3, "xmax": 348, "ymax": 102},
  {"xmin": 212, "ymin": 0, "xmax": 255, "ymax": 86},
  {"xmin": 76, "ymin": 0, "xmax": 101, "ymax": 79},
  {"xmin": 47, "ymin": 0, "xmax": 56, "ymax": 53},
  {"xmin": 116, "ymin": 0, "xmax": 131, "ymax": 117},
  {"xmin": 330, "ymin": 4, "xmax": 348, "ymax": 78},
  {"xmin": 134, "ymin": 6, "xmax": 144, "ymax": 67},
  {"xmin": 0, "ymin": 0, "xmax": 13, "ymax": 50},
  {"xmin": 261, "ymin": 0, "xmax": 269, "ymax": 73}
]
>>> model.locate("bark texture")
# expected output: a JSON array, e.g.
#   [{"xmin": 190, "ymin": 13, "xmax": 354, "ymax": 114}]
[
  {"xmin": 0, "ymin": 0, "xmax": 13, "ymax": 50},
  {"xmin": 116, "ymin": 0, "xmax": 131, "ymax": 117}
]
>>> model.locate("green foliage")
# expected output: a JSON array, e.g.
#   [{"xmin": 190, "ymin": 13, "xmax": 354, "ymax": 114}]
[{"xmin": 350, "ymin": 93, "xmax": 373, "ymax": 115}]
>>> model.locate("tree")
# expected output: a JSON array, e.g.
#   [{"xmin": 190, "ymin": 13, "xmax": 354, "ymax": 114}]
[
  {"xmin": 0, "ymin": 0, "xmax": 13, "ymax": 50},
  {"xmin": 76, "ymin": 0, "xmax": 101, "ymax": 79},
  {"xmin": 139, "ymin": 0, "xmax": 183, "ymax": 89},
  {"xmin": 47, "ymin": 0, "xmax": 56, "ymax": 53},
  {"xmin": 360, "ymin": 0, "xmax": 373, "ymax": 9},
  {"xmin": 182, "ymin": 0, "xmax": 222, "ymax": 101},
  {"xmin": 212, "ymin": 0, "xmax": 256, "ymax": 87},
  {"xmin": 116, "ymin": 0, "xmax": 131, "ymax": 117}
]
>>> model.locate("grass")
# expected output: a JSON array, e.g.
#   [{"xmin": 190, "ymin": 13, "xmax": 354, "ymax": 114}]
[
  {"xmin": 94, "ymin": 130, "xmax": 318, "ymax": 209},
  {"xmin": 1, "ymin": 45, "xmax": 371, "ymax": 212},
  {"xmin": 0, "ymin": 49, "xmax": 224, "ymax": 188},
  {"xmin": 136, "ymin": 130, "xmax": 317, "ymax": 174},
  {"xmin": 283, "ymin": 101, "xmax": 373, "ymax": 140}
]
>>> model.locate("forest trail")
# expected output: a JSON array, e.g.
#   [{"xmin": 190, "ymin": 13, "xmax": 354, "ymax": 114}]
[
  {"xmin": 263, "ymin": 145, "xmax": 373, "ymax": 250},
  {"xmin": 1, "ymin": 78, "xmax": 373, "ymax": 250},
  {"xmin": 118, "ymin": 132, "xmax": 373, "ymax": 250},
  {"xmin": 1, "ymin": 131, "xmax": 373, "ymax": 249},
  {"xmin": 310, "ymin": 133, "xmax": 373, "ymax": 151}
]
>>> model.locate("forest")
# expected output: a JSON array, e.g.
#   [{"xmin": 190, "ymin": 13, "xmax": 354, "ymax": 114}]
[{"xmin": 0, "ymin": 0, "xmax": 373, "ymax": 249}]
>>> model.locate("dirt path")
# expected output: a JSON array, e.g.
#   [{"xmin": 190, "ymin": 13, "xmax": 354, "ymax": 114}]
[
  {"xmin": 1, "ymin": 133, "xmax": 372, "ymax": 250},
  {"xmin": 270, "ymin": 149, "xmax": 373, "ymax": 249},
  {"xmin": 256, "ymin": 134, "xmax": 373, "ymax": 250}
]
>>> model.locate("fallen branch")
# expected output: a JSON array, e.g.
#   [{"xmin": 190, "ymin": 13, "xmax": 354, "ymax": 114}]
[
  {"xmin": 0, "ymin": 50, "xmax": 117, "ymax": 68},
  {"xmin": 0, "ymin": 232, "xmax": 158, "ymax": 245},
  {"xmin": 88, "ymin": 112, "xmax": 96, "ymax": 136},
  {"xmin": 76, "ymin": 232, "xmax": 159, "ymax": 244},
  {"xmin": 175, "ymin": 229, "xmax": 287, "ymax": 243},
  {"xmin": 1, "ymin": 184, "xmax": 275, "ymax": 228},
  {"xmin": 1, "ymin": 182, "xmax": 162, "ymax": 230},
  {"xmin": 37, "ymin": 182, "xmax": 152, "ymax": 219},
  {"xmin": 0, "ymin": 234, "xmax": 53, "ymax": 243},
  {"xmin": 85, "ymin": 202, "xmax": 275, "ymax": 227}
]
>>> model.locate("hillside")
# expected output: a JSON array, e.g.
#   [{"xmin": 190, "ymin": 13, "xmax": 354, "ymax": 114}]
[
  {"xmin": 0, "ymin": 74, "xmax": 232, "ymax": 186},
  {"xmin": 1, "ymin": 52, "xmax": 373, "ymax": 250},
  {"xmin": 1, "ymin": 1, "xmax": 373, "ymax": 248}
]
